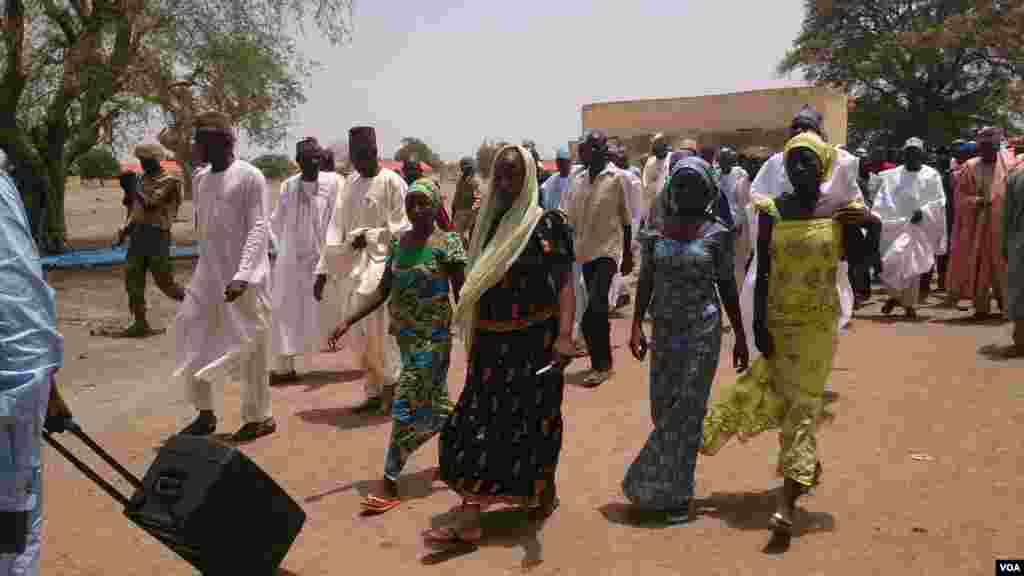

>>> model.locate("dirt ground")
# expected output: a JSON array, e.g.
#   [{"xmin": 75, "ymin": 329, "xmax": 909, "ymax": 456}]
[{"xmin": 37, "ymin": 183, "xmax": 1024, "ymax": 575}]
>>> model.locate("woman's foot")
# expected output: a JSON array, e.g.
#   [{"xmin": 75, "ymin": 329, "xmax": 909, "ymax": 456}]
[
  {"xmin": 771, "ymin": 478, "xmax": 801, "ymax": 537},
  {"xmin": 360, "ymin": 478, "xmax": 401, "ymax": 515},
  {"xmin": 664, "ymin": 500, "xmax": 696, "ymax": 525},
  {"xmin": 422, "ymin": 504, "xmax": 483, "ymax": 550}
]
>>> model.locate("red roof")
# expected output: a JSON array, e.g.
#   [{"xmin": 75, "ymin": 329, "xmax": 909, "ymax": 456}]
[
  {"xmin": 120, "ymin": 160, "xmax": 182, "ymax": 174},
  {"xmin": 381, "ymin": 160, "xmax": 433, "ymax": 173}
]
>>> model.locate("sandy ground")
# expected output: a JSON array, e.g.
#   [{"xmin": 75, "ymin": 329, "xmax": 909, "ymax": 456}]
[{"xmin": 36, "ymin": 183, "xmax": 1024, "ymax": 575}]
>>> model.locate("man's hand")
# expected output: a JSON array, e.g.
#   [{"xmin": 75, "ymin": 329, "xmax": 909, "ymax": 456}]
[
  {"xmin": 910, "ymin": 209, "xmax": 924, "ymax": 224},
  {"xmin": 351, "ymin": 233, "xmax": 368, "ymax": 250},
  {"xmin": 328, "ymin": 321, "xmax": 350, "ymax": 352},
  {"xmin": 314, "ymin": 274, "xmax": 328, "ymax": 301},
  {"xmin": 45, "ymin": 379, "xmax": 73, "ymax": 434},
  {"xmin": 620, "ymin": 253, "xmax": 634, "ymax": 276},
  {"xmin": 224, "ymin": 280, "xmax": 248, "ymax": 302}
]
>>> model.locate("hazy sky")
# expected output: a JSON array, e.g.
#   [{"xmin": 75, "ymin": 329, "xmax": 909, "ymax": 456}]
[{"xmin": 258, "ymin": 0, "xmax": 807, "ymax": 161}]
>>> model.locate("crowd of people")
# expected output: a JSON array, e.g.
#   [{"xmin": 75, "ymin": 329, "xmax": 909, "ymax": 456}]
[{"xmin": 3, "ymin": 102, "xmax": 1023, "ymax": 571}]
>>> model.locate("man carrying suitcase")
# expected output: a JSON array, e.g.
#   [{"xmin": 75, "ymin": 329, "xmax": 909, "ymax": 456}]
[{"xmin": 0, "ymin": 149, "xmax": 73, "ymax": 576}]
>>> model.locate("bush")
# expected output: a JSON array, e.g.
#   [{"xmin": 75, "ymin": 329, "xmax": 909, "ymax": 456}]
[
  {"xmin": 394, "ymin": 137, "xmax": 442, "ymax": 170},
  {"xmin": 251, "ymin": 154, "xmax": 296, "ymax": 181},
  {"xmin": 76, "ymin": 148, "xmax": 121, "ymax": 183}
]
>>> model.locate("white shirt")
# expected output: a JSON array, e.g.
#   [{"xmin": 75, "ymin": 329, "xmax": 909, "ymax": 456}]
[
  {"xmin": 316, "ymin": 168, "xmax": 409, "ymax": 294},
  {"xmin": 642, "ymin": 154, "xmax": 671, "ymax": 219},
  {"xmin": 565, "ymin": 164, "xmax": 632, "ymax": 264},
  {"xmin": 719, "ymin": 166, "xmax": 751, "ymax": 230},
  {"xmin": 176, "ymin": 160, "xmax": 271, "ymax": 377}
]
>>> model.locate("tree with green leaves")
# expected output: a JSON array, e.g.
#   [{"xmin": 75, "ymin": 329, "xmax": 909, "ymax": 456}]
[
  {"xmin": 75, "ymin": 147, "xmax": 122, "ymax": 185},
  {"xmin": 251, "ymin": 154, "xmax": 297, "ymax": 182},
  {"xmin": 0, "ymin": 0, "xmax": 353, "ymax": 253},
  {"xmin": 393, "ymin": 137, "xmax": 442, "ymax": 170},
  {"xmin": 780, "ymin": 0, "xmax": 1024, "ymax": 148}
]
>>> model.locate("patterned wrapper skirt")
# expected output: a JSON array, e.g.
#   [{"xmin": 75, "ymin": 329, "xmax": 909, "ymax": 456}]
[
  {"xmin": 438, "ymin": 317, "xmax": 564, "ymax": 507},
  {"xmin": 622, "ymin": 312, "xmax": 721, "ymax": 511}
]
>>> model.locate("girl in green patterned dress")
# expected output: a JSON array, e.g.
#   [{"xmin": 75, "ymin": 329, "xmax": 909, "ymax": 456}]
[{"xmin": 329, "ymin": 178, "xmax": 467, "ymax": 514}]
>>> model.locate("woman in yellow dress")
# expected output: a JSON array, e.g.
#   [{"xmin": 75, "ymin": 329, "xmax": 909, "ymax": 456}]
[{"xmin": 702, "ymin": 132, "xmax": 871, "ymax": 543}]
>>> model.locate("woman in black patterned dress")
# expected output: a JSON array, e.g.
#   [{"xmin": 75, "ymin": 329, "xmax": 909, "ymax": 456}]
[{"xmin": 422, "ymin": 145, "xmax": 577, "ymax": 550}]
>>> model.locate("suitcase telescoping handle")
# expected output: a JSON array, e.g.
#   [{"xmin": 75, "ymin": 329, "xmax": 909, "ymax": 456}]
[{"xmin": 43, "ymin": 420, "xmax": 145, "ymax": 507}]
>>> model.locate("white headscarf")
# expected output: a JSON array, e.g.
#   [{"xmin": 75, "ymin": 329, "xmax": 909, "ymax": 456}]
[{"xmin": 452, "ymin": 145, "xmax": 544, "ymax": 352}]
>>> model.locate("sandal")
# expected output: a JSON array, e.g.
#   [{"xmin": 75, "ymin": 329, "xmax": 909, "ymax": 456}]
[
  {"xmin": 360, "ymin": 494, "xmax": 402, "ymax": 516},
  {"xmin": 422, "ymin": 504, "xmax": 483, "ymax": 551}
]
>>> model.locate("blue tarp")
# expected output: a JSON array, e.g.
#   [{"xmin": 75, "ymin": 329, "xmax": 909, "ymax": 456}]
[{"xmin": 40, "ymin": 245, "xmax": 199, "ymax": 270}]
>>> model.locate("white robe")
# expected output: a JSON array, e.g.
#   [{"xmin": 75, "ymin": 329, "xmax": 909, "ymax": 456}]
[
  {"xmin": 175, "ymin": 160, "xmax": 272, "ymax": 421},
  {"xmin": 315, "ymin": 168, "xmax": 408, "ymax": 395},
  {"xmin": 641, "ymin": 155, "xmax": 671, "ymax": 224},
  {"xmin": 741, "ymin": 148, "xmax": 863, "ymax": 358},
  {"xmin": 872, "ymin": 165, "xmax": 947, "ymax": 305},
  {"xmin": 608, "ymin": 167, "xmax": 643, "ymax": 307},
  {"xmin": 561, "ymin": 174, "xmax": 588, "ymax": 337},
  {"xmin": 269, "ymin": 173, "xmax": 338, "ymax": 365},
  {"xmin": 721, "ymin": 166, "xmax": 753, "ymax": 290}
]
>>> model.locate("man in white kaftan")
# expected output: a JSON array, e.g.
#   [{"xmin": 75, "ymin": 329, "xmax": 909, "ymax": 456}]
[
  {"xmin": 175, "ymin": 111, "xmax": 276, "ymax": 441},
  {"xmin": 608, "ymin": 144, "xmax": 643, "ymax": 309},
  {"xmin": 873, "ymin": 138, "xmax": 947, "ymax": 316},
  {"xmin": 741, "ymin": 106, "xmax": 864, "ymax": 359},
  {"xmin": 718, "ymin": 147, "xmax": 752, "ymax": 290},
  {"xmin": 561, "ymin": 163, "xmax": 589, "ymax": 346},
  {"xmin": 641, "ymin": 133, "xmax": 671, "ymax": 227},
  {"xmin": 316, "ymin": 126, "xmax": 406, "ymax": 412},
  {"xmin": 268, "ymin": 138, "xmax": 339, "ymax": 383}
]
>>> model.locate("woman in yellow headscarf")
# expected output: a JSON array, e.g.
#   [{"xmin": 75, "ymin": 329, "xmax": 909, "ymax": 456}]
[
  {"xmin": 422, "ymin": 145, "xmax": 577, "ymax": 551},
  {"xmin": 701, "ymin": 132, "xmax": 869, "ymax": 544}
]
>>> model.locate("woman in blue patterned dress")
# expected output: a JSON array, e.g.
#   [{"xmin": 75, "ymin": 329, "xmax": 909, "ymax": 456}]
[
  {"xmin": 329, "ymin": 178, "xmax": 466, "ymax": 515},
  {"xmin": 624, "ymin": 157, "xmax": 749, "ymax": 523}
]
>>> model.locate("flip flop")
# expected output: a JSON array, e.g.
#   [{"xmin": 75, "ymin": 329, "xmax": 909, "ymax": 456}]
[{"xmin": 359, "ymin": 494, "xmax": 401, "ymax": 516}]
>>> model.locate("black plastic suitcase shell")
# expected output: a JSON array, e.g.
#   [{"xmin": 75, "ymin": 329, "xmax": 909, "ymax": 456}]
[{"xmin": 45, "ymin": 426, "xmax": 306, "ymax": 575}]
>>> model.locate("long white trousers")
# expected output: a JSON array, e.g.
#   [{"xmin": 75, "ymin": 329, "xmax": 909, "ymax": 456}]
[
  {"xmin": 187, "ymin": 333, "xmax": 272, "ymax": 424},
  {"xmin": 346, "ymin": 291, "xmax": 401, "ymax": 398}
]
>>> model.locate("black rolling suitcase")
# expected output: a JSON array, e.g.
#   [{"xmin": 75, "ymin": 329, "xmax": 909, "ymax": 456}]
[{"xmin": 44, "ymin": 423, "xmax": 306, "ymax": 575}]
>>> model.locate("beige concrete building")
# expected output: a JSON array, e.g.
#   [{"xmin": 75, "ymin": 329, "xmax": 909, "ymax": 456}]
[{"xmin": 579, "ymin": 86, "xmax": 849, "ymax": 160}]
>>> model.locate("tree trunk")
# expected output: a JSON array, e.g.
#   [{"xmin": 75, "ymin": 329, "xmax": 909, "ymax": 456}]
[{"xmin": 43, "ymin": 162, "xmax": 68, "ymax": 252}]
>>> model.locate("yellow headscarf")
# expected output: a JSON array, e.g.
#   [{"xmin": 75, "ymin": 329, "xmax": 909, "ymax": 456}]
[
  {"xmin": 783, "ymin": 132, "xmax": 836, "ymax": 182},
  {"xmin": 452, "ymin": 145, "xmax": 544, "ymax": 353}
]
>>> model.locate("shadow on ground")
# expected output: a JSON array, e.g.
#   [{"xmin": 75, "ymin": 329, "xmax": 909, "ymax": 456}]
[
  {"xmin": 598, "ymin": 489, "xmax": 835, "ymax": 554},
  {"xmin": 978, "ymin": 344, "xmax": 1023, "ymax": 362},
  {"xmin": 304, "ymin": 467, "xmax": 444, "ymax": 505},
  {"xmin": 295, "ymin": 406, "xmax": 390, "ymax": 431},
  {"xmin": 271, "ymin": 369, "xmax": 365, "ymax": 391},
  {"xmin": 930, "ymin": 315, "xmax": 1009, "ymax": 327}
]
